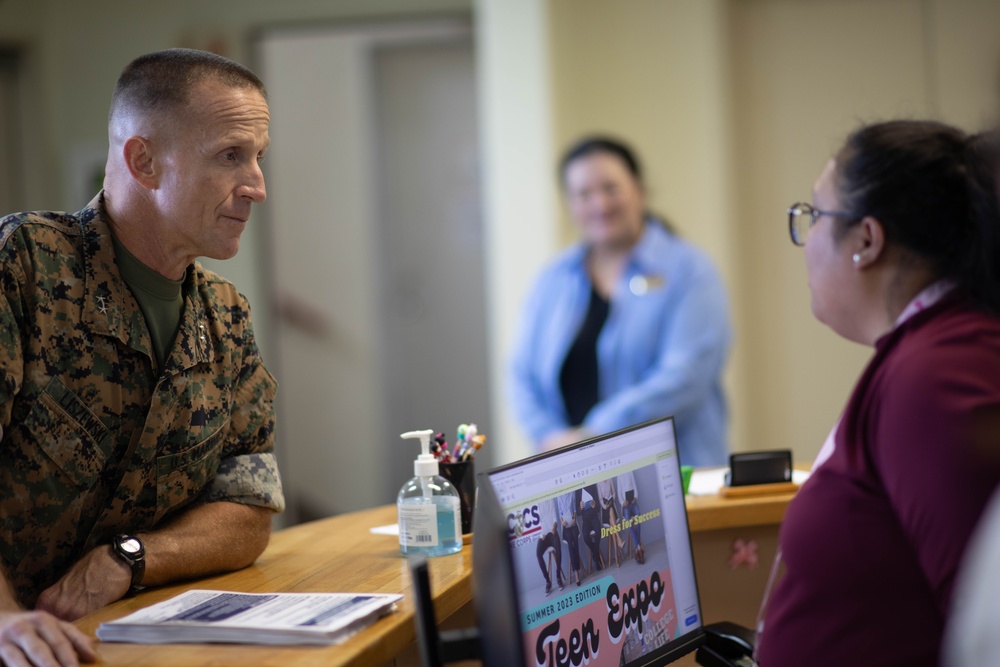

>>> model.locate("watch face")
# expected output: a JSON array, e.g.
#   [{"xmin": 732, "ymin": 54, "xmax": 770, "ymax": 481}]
[{"xmin": 119, "ymin": 537, "xmax": 142, "ymax": 555}]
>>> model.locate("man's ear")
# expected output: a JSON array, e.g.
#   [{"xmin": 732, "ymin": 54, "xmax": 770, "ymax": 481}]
[
  {"xmin": 851, "ymin": 215, "xmax": 887, "ymax": 268},
  {"xmin": 122, "ymin": 136, "xmax": 157, "ymax": 189}
]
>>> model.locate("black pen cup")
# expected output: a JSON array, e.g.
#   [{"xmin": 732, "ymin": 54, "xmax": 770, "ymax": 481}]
[{"xmin": 439, "ymin": 460, "xmax": 475, "ymax": 535}]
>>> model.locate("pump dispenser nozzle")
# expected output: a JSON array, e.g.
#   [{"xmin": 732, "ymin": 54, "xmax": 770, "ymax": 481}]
[{"xmin": 401, "ymin": 429, "xmax": 438, "ymax": 478}]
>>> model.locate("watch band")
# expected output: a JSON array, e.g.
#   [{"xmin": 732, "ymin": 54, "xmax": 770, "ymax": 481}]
[{"xmin": 112, "ymin": 534, "xmax": 146, "ymax": 595}]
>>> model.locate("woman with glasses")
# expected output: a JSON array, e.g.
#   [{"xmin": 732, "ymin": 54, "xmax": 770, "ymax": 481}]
[
  {"xmin": 507, "ymin": 136, "xmax": 731, "ymax": 465},
  {"xmin": 757, "ymin": 121, "xmax": 1000, "ymax": 667}
]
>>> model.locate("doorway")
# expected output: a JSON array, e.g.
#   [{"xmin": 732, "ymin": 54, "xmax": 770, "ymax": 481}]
[
  {"xmin": 256, "ymin": 19, "xmax": 490, "ymax": 522},
  {"xmin": 371, "ymin": 38, "xmax": 488, "ymax": 503}
]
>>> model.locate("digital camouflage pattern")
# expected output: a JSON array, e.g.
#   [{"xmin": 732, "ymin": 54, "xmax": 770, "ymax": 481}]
[{"xmin": 0, "ymin": 192, "xmax": 284, "ymax": 607}]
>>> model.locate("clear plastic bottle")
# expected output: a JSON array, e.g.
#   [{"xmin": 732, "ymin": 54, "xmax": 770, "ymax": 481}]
[{"xmin": 397, "ymin": 429, "xmax": 462, "ymax": 557}]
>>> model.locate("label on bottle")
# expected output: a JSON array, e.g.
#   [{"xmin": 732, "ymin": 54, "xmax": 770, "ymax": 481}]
[{"xmin": 399, "ymin": 503, "xmax": 439, "ymax": 547}]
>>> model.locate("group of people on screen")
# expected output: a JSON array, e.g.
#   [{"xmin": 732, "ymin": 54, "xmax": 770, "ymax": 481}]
[{"xmin": 534, "ymin": 471, "xmax": 647, "ymax": 596}]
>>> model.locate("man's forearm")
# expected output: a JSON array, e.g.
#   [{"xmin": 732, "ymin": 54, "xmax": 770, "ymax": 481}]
[
  {"xmin": 141, "ymin": 501, "xmax": 272, "ymax": 587},
  {"xmin": 35, "ymin": 501, "xmax": 272, "ymax": 621}
]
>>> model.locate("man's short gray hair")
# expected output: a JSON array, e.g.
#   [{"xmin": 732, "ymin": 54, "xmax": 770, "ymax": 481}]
[{"xmin": 109, "ymin": 48, "xmax": 266, "ymax": 124}]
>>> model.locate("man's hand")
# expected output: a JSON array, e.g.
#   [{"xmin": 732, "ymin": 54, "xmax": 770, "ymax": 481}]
[
  {"xmin": 0, "ymin": 610, "xmax": 97, "ymax": 667},
  {"xmin": 35, "ymin": 546, "xmax": 131, "ymax": 622},
  {"xmin": 37, "ymin": 502, "xmax": 269, "ymax": 625}
]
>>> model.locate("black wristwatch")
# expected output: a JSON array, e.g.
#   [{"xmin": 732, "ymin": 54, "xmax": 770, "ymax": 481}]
[{"xmin": 112, "ymin": 534, "xmax": 146, "ymax": 595}]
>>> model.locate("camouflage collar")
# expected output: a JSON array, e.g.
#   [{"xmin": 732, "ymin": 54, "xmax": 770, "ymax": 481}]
[
  {"xmin": 162, "ymin": 270, "xmax": 213, "ymax": 375},
  {"xmin": 78, "ymin": 192, "xmax": 212, "ymax": 374}
]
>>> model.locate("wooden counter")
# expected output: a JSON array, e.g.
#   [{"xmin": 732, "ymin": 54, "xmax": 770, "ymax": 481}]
[
  {"xmin": 686, "ymin": 489, "xmax": 796, "ymax": 533},
  {"xmin": 75, "ymin": 505, "xmax": 469, "ymax": 667},
  {"xmin": 75, "ymin": 491, "xmax": 797, "ymax": 666}
]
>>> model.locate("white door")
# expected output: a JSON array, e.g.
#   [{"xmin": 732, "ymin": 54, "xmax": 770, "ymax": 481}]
[
  {"xmin": 371, "ymin": 39, "xmax": 490, "ymax": 502},
  {"xmin": 257, "ymin": 21, "xmax": 489, "ymax": 521}
]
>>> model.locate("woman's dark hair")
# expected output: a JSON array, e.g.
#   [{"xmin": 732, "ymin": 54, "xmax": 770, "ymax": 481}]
[
  {"xmin": 834, "ymin": 120, "xmax": 1000, "ymax": 312},
  {"xmin": 558, "ymin": 135, "xmax": 675, "ymax": 234},
  {"xmin": 559, "ymin": 136, "xmax": 643, "ymax": 186}
]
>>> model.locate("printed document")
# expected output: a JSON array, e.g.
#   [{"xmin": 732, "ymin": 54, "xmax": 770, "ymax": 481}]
[{"xmin": 97, "ymin": 589, "xmax": 402, "ymax": 645}]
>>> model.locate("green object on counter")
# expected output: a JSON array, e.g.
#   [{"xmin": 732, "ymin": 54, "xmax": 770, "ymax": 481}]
[{"xmin": 681, "ymin": 465, "xmax": 694, "ymax": 495}]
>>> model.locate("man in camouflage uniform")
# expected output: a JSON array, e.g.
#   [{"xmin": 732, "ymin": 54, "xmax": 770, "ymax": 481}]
[{"xmin": 0, "ymin": 49, "xmax": 283, "ymax": 665}]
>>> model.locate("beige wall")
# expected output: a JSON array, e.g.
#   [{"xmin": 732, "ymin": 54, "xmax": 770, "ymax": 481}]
[
  {"xmin": 545, "ymin": 0, "xmax": 1000, "ymax": 465},
  {"xmin": 475, "ymin": 0, "xmax": 558, "ymax": 464},
  {"xmin": 729, "ymin": 0, "xmax": 926, "ymax": 461}
]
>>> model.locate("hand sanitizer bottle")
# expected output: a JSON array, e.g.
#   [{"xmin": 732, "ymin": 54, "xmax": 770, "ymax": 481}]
[{"xmin": 398, "ymin": 429, "xmax": 462, "ymax": 557}]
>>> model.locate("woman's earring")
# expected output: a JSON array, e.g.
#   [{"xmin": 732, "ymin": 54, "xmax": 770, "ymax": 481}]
[{"xmin": 852, "ymin": 253, "xmax": 861, "ymax": 264}]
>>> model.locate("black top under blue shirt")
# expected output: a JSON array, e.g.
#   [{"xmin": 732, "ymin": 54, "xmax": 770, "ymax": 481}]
[{"xmin": 559, "ymin": 285, "xmax": 610, "ymax": 426}]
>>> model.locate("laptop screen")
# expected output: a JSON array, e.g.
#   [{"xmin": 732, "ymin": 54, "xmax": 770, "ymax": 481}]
[{"xmin": 480, "ymin": 418, "xmax": 704, "ymax": 667}]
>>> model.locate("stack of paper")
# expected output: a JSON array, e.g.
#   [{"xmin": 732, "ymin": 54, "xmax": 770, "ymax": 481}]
[
  {"xmin": 97, "ymin": 589, "xmax": 402, "ymax": 646},
  {"xmin": 687, "ymin": 467, "xmax": 811, "ymax": 496}
]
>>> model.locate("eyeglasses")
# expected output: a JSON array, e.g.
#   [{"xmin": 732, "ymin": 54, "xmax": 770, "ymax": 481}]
[{"xmin": 787, "ymin": 202, "xmax": 857, "ymax": 246}]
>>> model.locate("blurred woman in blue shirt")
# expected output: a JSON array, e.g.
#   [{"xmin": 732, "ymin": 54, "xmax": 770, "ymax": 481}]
[{"xmin": 508, "ymin": 137, "xmax": 731, "ymax": 466}]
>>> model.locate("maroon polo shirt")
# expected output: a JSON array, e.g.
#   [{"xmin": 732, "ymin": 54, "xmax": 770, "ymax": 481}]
[{"xmin": 757, "ymin": 297, "xmax": 1000, "ymax": 667}]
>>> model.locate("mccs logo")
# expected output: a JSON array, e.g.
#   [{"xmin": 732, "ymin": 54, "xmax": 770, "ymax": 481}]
[{"xmin": 507, "ymin": 506, "xmax": 542, "ymax": 540}]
